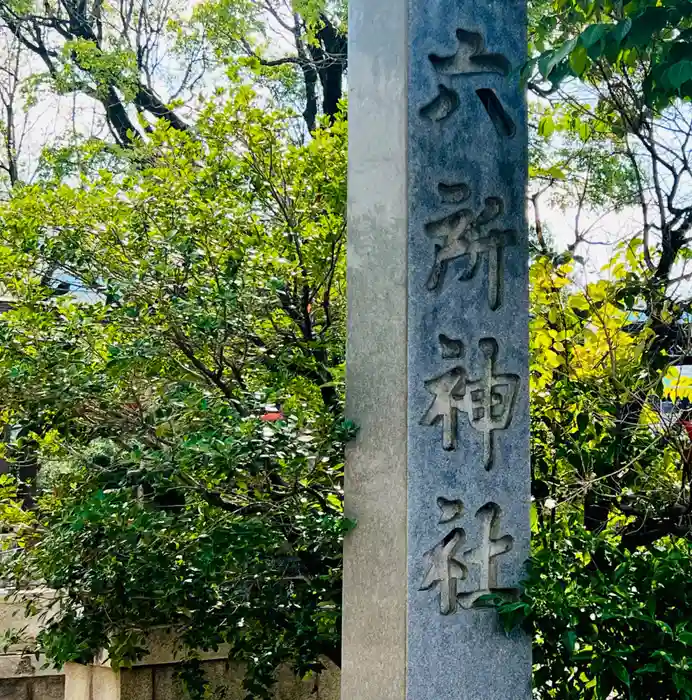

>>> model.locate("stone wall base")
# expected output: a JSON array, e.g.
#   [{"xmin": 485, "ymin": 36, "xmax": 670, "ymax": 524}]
[{"xmin": 63, "ymin": 660, "xmax": 340, "ymax": 700}]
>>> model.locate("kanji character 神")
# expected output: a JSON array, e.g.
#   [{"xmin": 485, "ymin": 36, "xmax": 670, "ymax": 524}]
[{"xmin": 421, "ymin": 338, "xmax": 518, "ymax": 470}]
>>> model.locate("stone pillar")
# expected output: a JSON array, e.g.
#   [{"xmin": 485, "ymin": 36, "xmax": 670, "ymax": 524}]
[
  {"xmin": 342, "ymin": 0, "xmax": 408, "ymax": 698},
  {"xmin": 344, "ymin": 1, "xmax": 531, "ymax": 699}
]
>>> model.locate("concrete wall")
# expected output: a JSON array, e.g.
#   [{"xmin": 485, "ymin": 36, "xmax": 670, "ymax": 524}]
[
  {"xmin": 0, "ymin": 676, "xmax": 64, "ymax": 700},
  {"xmin": 0, "ymin": 597, "xmax": 340, "ymax": 700},
  {"xmin": 0, "ymin": 654, "xmax": 64, "ymax": 700},
  {"xmin": 63, "ymin": 660, "xmax": 340, "ymax": 700},
  {"xmin": 0, "ymin": 657, "xmax": 339, "ymax": 700},
  {"xmin": 0, "ymin": 589, "xmax": 56, "ymax": 649}
]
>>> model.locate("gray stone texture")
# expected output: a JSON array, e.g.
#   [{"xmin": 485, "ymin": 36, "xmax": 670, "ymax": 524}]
[
  {"xmin": 0, "ymin": 677, "xmax": 64, "ymax": 700},
  {"xmin": 345, "ymin": 0, "xmax": 531, "ymax": 698},
  {"xmin": 342, "ymin": 0, "xmax": 408, "ymax": 698},
  {"xmin": 407, "ymin": 1, "xmax": 531, "ymax": 699}
]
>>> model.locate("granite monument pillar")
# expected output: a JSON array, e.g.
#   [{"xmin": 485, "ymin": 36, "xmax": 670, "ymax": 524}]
[{"xmin": 343, "ymin": 1, "xmax": 531, "ymax": 698}]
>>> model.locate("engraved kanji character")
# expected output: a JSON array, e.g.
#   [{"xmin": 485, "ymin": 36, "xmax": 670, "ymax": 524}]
[
  {"xmin": 437, "ymin": 496, "xmax": 464, "ymax": 524},
  {"xmin": 420, "ymin": 28, "xmax": 515, "ymax": 136},
  {"xmin": 425, "ymin": 184, "xmax": 515, "ymax": 310},
  {"xmin": 457, "ymin": 503, "xmax": 514, "ymax": 609},
  {"xmin": 421, "ymin": 338, "xmax": 518, "ymax": 470},
  {"xmin": 421, "ymin": 366, "xmax": 465, "ymax": 452},
  {"xmin": 420, "ymin": 501, "xmax": 516, "ymax": 615},
  {"xmin": 430, "ymin": 29, "xmax": 510, "ymax": 77},
  {"xmin": 419, "ymin": 527, "xmax": 467, "ymax": 615}
]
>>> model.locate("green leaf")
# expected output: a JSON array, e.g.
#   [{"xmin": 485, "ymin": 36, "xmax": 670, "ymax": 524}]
[
  {"xmin": 674, "ymin": 671, "xmax": 692, "ymax": 693},
  {"xmin": 569, "ymin": 295, "xmax": 590, "ymax": 311},
  {"xmin": 570, "ymin": 45, "xmax": 589, "ymax": 76},
  {"xmin": 665, "ymin": 60, "xmax": 692, "ymax": 90},
  {"xmin": 580, "ymin": 23, "xmax": 608, "ymax": 50},
  {"xmin": 611, "ymin": 17, "xmax": 633, "ymax": 46},
  {"xmin": 611, "ymin": 659, "xmax": 630, "ymax": 687},
  {"xmin": 538, "ymin": 116, "xmax": 555, "ymax": 138},
  {"xmin": 539, "ymin": 38, "xmax": 577, "ymax": 79},
  {"xmin": 530, "ymin": 502, "xmax": 539, "ymax": 532},
  {"xmin": 627, "ymin": 7, "xmax": 670, "ymax": 47},
  {"xmin": 635, "ymin": 663, "xmax": 662, "ymax": 675},
  {"xmin": 563, "ymin": 630, "xmax": 578, "ymax": 656}
]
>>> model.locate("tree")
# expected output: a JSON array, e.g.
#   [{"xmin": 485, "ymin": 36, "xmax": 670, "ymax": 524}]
[
  {"xmin": 189, "ymin": 0, "xmax": 347, "ymax": 132},
  {"xmin": 2, "ymin": 0, "xmax": 692, "ymax": 698},
  {"xmin": 0, "ymin": 90, "xmax": 350, "ymax": 697},
  {"xmin": 525, "ymin": 0, "xmax": 692, "ymax": 557},
  {"xmin": 0, "ymin": 35, "xmax": 23, "ymax": 187},
  {"xmin": 0, "ymin": 0, "xmax": 197, "ymax": 145},
  {"xmin": 496, "ymin": 0, "xmax": 692, "ymax": 697},
  {"xmin": 0, "ymin": 0, "xmax": 347, "ymax": 156}
]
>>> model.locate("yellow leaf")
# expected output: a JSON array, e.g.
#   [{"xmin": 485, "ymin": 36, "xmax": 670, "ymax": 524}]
[{"xmin": 569, "ymin": 295, "xmax": 590, "ymax": 311}]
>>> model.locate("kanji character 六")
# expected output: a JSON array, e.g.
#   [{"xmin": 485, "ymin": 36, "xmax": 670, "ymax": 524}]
[
  {"xmin": 430, "ymin": 29, "xmax": 510, "ymax": 77},
  {"xmin": 420, "ymin": 28, "xmax": 514, "ymax": 133}
]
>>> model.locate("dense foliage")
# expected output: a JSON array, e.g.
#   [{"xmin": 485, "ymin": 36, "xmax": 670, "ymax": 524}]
[
  {"xmin": 499, "ymin": 255, "xmax": 692, "ymax": 698},
  {"xmin": 504, "ymin": 525, "xmax": 692, "ymax": 698},
  {"xmin": 496, "ymin": 1, "xmax": 692, "ymax": 697},
  {"xmin": 0, "ymin": 91, "xmax": 350, "ymax": 695}
]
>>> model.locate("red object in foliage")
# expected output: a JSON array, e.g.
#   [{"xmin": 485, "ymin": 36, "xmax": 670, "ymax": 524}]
[
  {"xmin": 261, "ymin": 411, "xmax": 284, "ymax": 422},
  {"xmin": 681, "ymin": 419, "xmax": 692, "ymax": 441}
]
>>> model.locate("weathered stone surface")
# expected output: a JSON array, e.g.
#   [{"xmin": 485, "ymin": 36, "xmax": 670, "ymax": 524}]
[
  {"xmin": 0, "ymin": 588, "xmax": 56, "ymax": 653},
  {"xmin": 406, "ymin": 2, "xmax": 531, "ymax": 698},
  {"xmin": 345, "ymin": 0, "xmax": 531, "ymax": 698},
  {"xmin": 120, "ymin": 668, "xmax": 153, "ymax": 700},
  {"xmin": 63, "ymin": 659, "xmax": 339, "ymax": 700},
  {"xmin": 342, "ymin": 0, "xmax": 408, "ymax": 698},
  {"xmin": 0, "ymin": 655, "xmax": 62, "ymax": 679},
  {"xmin": 0, "ymin": 677, "xmax": 64, "ymax": 700},
  {"xmin": 32, "ymin": 678, "xmax": 65, "ymax": 700}
]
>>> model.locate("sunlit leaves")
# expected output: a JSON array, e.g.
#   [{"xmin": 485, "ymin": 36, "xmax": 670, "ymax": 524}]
[
  {"xmin": 524, "ymin": 242, "xmax": 692, "ymax": 696},
  {"xmin": 529, "ymin": 0, "xmax": 692, "ymax": 109},
  {"xmin": 664, "ymin": 366, "xmax": 692, "ymax": 402},
  {"xmin": 569, "ymin": 43, "xmax": 589, "ymax": 75},
  {"xmin": 0, "ymin": 89, "xmax": 348, "ymax": 698}
]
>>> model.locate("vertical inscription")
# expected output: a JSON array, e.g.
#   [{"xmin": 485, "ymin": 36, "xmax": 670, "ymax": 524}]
[
  {"xmin": 425, "ymin": 182, "xmax": 516, "ymax": 310},
  {"xmin": 419, "ymin": 500, "xmax": 517, "ymax": 615},
  {"xmin": 408, "ymin": 3, "xmax": 529, "ymax": 698}
]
